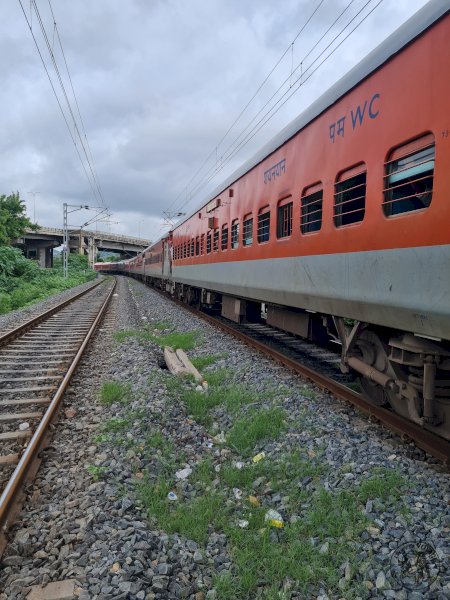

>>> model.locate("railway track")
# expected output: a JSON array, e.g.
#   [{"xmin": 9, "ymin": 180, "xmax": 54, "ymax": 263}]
[
  {"xmin": 0, "ymin": 277, "xmax": 116, "ymax": 556},
  {"xmin": 146, "ymin": 284, "xmax": 450, "ymax": 466}
]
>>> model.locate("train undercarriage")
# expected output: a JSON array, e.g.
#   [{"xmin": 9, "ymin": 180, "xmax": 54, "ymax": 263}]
[{"xmin": 130, "ymin": 273, "xmax": 450, "ymax": 441}]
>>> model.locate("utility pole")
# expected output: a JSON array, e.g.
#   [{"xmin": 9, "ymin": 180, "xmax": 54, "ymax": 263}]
[
  {"xmin": 62, "ymin": 203, "xmax": 105, "ymax": 278},
  {"xmin": 27, "ymin": 191, "xmax": 40, "ymax": 223},
  {"xmin": 63, "ymin": 203, "xmax": 68, "ymax": 278}
]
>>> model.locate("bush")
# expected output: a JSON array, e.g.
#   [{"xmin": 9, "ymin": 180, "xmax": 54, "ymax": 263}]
[{"xmin": 0, "ymin": 247, "xmax": 95, "ymax": 314}]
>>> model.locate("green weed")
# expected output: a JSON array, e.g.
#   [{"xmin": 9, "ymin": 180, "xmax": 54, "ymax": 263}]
[
  {"xmin": 227, "ymin": 408, "xmax": 286, "ymax": 454},
  {"xmin": 99, "ymin": 380, "xmax": 130, "ymax": 404}
]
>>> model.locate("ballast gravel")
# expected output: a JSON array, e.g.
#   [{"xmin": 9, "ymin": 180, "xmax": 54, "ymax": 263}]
[{"xmin": 0, "ymin": 275, "xmax": 449, "ymax": 600}]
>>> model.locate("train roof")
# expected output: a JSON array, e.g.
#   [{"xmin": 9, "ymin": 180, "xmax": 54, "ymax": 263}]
[{"xmin": 172, "ymin": 0, "xmax": 449, "ymax": 232}]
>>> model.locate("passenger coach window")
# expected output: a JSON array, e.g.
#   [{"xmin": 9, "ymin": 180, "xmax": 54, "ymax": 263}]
[
  {"xmin": 277, "ymin": 198, "xmax": 293, "ymax": 238},
  {"xmin": 221, "ymin": 224, "xmax": 229, "ymax": 250},
  {"xmin": 334, "ymin": 164, "xmax": 366, "ymax": 227},
  {"xmin": 183, "ymin": 242, "xmax": 187, "ymax": 258},
  {"xmin": 383, "ymin": 134, "xmax": 434, "ymax": 216},
  {"xmin": 213, "ymin": 229, "xmax": 219, "ymax": 252},
  {"xmin": 257, "ymin": 207, "xmax": 270, "ymax": 243},
  {"xmin": 195, "ymin": 236, "xmax": 200, "ymax": 256},
  {"xmin": 206, "ymin": 232, "xmax": 212, "ymax": 254},
  {"xmin": 301, "ymin": 184, "xmax": 323, "ymax": 233},
  {"xmin": 231, "ymin": 219, "xmax": 239, "ymax": 249},
  {"xmin": 191, "ymin": 239, "xmax": 195, "ymax": 256},
  {"xmin": 200, "ymin": 234, "xmax": 205, "ymax": 255},
  {"xmin": 243, "ymin": 214, "xmax": 253, "ymax": 246}
]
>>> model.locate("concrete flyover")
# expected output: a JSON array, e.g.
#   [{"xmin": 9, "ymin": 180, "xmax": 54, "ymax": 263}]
[{"xmin": 15, "ymin": 227, "xmax": 151, "ymax": 267}]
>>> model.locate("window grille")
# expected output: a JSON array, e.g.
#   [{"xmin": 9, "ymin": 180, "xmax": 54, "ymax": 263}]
[
  {"xmin": 221, "ymin": 225, "xmax": 229, "ymax": 250},
  {"xmin": 383, "ymin": 137, "xmax": 434, "ymax": 216},
  {"xmin": 213, "ymin": 229, "xmax": 219, "ymax": 252},
  {"xmin": 334, "ymin": 166, "xmax": 366, "ymax": 227},
  {"xmin": 257, "ymin": 209, "xmax": 270, "ymax": 243},
  {"xmin": 206, "ymin": 233, "xmax": 211, "ymax": 254},
  {"xmin": 200, "ymin": 234, "xmax": 205, "ymax": 255},
  {"xmin": 301, "ymin": 187, "xmax": 323, "ymax": 233},
  {"xmin": 277, "ymin": 201, "xmax": 293, "ymax": 238},
  {"xmin": 195, "ymin": 237, "xmax": 200, "ymax": 256},
  {"xmin": 231, "ymin": 220, "xmax": 239, "ymax": 249},
  {"xmin": 243, "ymin": 216, "xmax": 253, "ymax": 246}
]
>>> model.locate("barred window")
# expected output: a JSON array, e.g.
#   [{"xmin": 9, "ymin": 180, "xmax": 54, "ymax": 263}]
[
  {"xmin": 301, "ymin": 185, "xmax": 323, "ymax": 234},
  {"xmin": 200, "ymin": 234, "xmax": 205, "ymax": 255},
  {"xmin": 206, "ymin": 232, "xmax": 212, "ymax": 254},
  {"xmin": 257, "ymin": 207, "xmax": 270, "ymax": 243},
  {"xmin": 183, "ymin": 242, "xmax": 186, "ymax": 258},
  {"xmin": 334, "ymin": 165, "xmax": 366, "ymax": 227},
  {"xmin": 243, "ymin": 215, "xmax": 253, "ymax": 246},
  {"xmin": 191, "ymin": 239, "xmax": 195, "ymax": 256},
  {"xmin": 383, "ymin": 135, "xmax": 434, "ymax": 216},
  {"xmin": 231, "ymin": 219, "xmax": 239, "ymax": 249},
  {"xmin": 221, "ymin": 224, "xmax": 229, "ymax": 250},
  {"xmin": 213, "ymin": 229, "xmax": 219, "ymax": 252},
  {"xmin": 195, "ymin": 236, "xmax": 200, "ymax": 256},
  {"xmin": 277, "ymin": 199, "xmax": 293, "ymax": 238}
]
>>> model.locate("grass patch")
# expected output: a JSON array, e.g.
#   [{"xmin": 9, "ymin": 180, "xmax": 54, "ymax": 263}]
[
  {"xmin": 113, "ymin": 327, "xmax": 200, "ymax": 350},
  {"xmin": 86, "ymin": 465, "xmax": 107, "ymax": 481},
  {"xmin": 150, "ymin": 330, "xmax": 199, "ymax": 350},
  {"xmin": 138, "ymin": 477, "xmax": 228, "ymax": 543},
  {"xmin": 99, "ymin": 380, "xmax": 130, "ymax": 404},
  {"xmin": 357, "ymin": 467, "xmax": 406, "ymax": 503},
  {"xmin": 191, "ymin": 354, "xmax": 227, "ymax": 371},
  {"xmin": 102, "ymin": 416, "xmax": 130, "ymax": 433},
  {"xmin": 227, "ymin": 408, "xmax": 286, "ymax": 454}
]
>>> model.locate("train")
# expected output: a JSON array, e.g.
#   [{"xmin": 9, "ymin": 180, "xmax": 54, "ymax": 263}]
[{"xmin": 96, "ymin": 0, "xmax": 450, "ymax": 441}]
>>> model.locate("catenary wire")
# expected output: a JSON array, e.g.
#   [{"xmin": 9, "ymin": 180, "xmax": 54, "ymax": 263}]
[
  {"xmin": 174, "ymin": 0, "xmax": 381, "ymax": 211},
  {"xmin": 47, "ymin": 0, "xmax": 105, "ymax": 207},
  {"xmin": 17, "ymin": 0, "xmax": 100, "ymax": 206},
  {"xmin": 165, "ymin": 0, "xmax": 327, "ymax": 215},
  {"xmin": 31, "ymin": 0, "xmax": 105, "ymax": 207}
]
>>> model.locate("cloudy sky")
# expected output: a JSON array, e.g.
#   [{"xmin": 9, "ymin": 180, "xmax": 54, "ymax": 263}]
[{"xmin": 1, "ymin": 0, "xmax": 429, "ymax": 242}]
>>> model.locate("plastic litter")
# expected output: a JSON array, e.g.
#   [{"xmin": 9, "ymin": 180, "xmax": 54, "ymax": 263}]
[
  {"xmin": 234, "ymin": 461, "xmax": 244, "ymax": 470},
  {"xmin": 175, "ymin": 467, "xmax": 192, "ymax": 480},
  {"xmin": 233, "ymin": 488, "xmax": 243, "ymax": 500},
  {"xmin": 264, "ymin": 509, "xmax": 284, "ymax": 528},
  {"xmin": 252, "ymin": 451, "xmax": 265, "ymax": 464},
  {"xmin": 237, "ymin": 519, "xmax": 249, "ymax": 529},
  {"xmin": 213, "ymin": 432, "xmax": 226, "ymax": 444},
  {"xmin": 167, "ymin": 491, "xmax": 178, "ymax": 501},
  {"xmin": 248, "ymin": 495, "xmax": 260, "ymax": 507},
  {"xmin": 206, "ymin": 442, "xmax": 214, "ymax": 449}
]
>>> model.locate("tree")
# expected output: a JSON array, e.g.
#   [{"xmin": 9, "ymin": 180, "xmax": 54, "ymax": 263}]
[{"xmin": 0, "ymin": 192, "xmax": 37, "ymax": 246}]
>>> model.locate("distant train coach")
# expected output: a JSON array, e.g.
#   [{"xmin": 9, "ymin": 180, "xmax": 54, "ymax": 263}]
[{"xmin": 98, "ymin": 1, "xmax": 450, "ymax": 441}]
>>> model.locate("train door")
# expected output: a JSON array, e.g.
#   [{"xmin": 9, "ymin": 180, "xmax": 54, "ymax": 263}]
[{"xmin": 162, "ymin": 233, "xmax": 173, "ymax": 278}]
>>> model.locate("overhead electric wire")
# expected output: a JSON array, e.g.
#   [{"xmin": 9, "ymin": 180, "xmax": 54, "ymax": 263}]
[
  {"xmin": 46, "ymin": 0, "xmax": 105, "ymax": 206},
  {"xmin": 30, "ymin": 0, "xmax": 105, "ymax": 207},
  {"xmin": 173, "ymin": 0, "xmax": 382, "ymax": 212},
  {"xmin": 18, "ymin": 0, "xmax": 106, "ymax": 209},
  {"xmin": 165, "ymin": 0, "xmax": 326, "ymax": 215}
]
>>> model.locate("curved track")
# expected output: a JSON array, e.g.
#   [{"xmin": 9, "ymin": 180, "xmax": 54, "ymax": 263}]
[{"xmin": 0, "ymin": 278, "xmax": 116, "ymax": 556}]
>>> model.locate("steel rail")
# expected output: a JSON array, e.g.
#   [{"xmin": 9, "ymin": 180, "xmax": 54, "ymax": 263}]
[
  {"xmin": 0, "ymin": 278, "xmax": 104, "ymax": 349},
  {"xmin": 154, "ymin": 288, "xmax": 450, "ymax": 466},
  {"xmin": 0, "ymin": 279, "xmax": 116, "ymax": 555}
]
